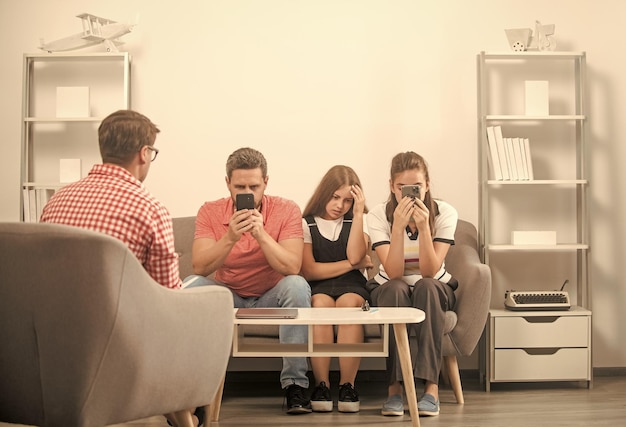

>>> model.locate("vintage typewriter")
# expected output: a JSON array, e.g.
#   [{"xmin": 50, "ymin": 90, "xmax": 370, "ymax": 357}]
[{"xmin": 504, "ymin": 280, "xmax": 571, "ymax": 311}]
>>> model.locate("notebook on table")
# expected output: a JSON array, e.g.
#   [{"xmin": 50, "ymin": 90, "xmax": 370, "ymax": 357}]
[{"xmin": 235, "ymin": 308, "xmax": 299, "ymax": 319}]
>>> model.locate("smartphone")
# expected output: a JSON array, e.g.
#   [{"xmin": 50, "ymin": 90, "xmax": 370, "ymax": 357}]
[
  {"xmin": 236, "ymin": 193, "xmax": 255, "ymax": 211},
  {"xmin": 401, "ymin": 185, "xmax": 421, "ymax": 200}
]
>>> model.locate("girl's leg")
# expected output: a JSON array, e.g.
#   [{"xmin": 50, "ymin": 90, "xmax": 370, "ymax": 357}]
[
  {"xmin": 335, "ymin": 293, "xmax": 365, "ymax": 385},
  {"xmin": 310, "ymin": 293, "xmax": 336, "ymax": 386}
]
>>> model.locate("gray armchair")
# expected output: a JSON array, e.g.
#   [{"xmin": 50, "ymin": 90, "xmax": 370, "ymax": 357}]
[
  {"xmin": 441, "ymin": 219, "xmax": 492, "ymax": 403},
  {"xmin": 0, "ymin": 222, "xmax": 234, "ymax": 427}
]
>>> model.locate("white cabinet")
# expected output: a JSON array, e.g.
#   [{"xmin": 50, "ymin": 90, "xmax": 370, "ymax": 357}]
[
  {"xmin": 477, "ymin": 51, "xmax": 592, "ymax": 387},
  {"xmin": 20, "ymin": 52, "xmax": 131, "ymax": 221},
  {"xmin": 486, "ymin": 308, "xmax": 591, "ymax": 390}
]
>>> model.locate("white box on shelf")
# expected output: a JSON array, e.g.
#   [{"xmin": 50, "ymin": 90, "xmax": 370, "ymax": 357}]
[
  {"xmin": 59, "ymin": 159, "xmax": 82, "ymax": 183},
  {"xmin": 511, "ymin": 230, "xmax": 557, "ymax": 245},
  {"xmin": 524, "ymin": 80, "xmax": 549, "ymax": 116},
  {"xmin": 56, "ymin": 86, "xmax": 90, "ymax": 118}
]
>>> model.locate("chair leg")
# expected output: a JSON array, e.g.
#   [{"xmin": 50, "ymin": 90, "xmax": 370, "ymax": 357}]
[
  {"xmin": 444, "ymin": 355, "xmax": 464, "ymax": 404},
  {"xmin": 170, "ymin": 409, "xmax": 194, "ymax": 427}
]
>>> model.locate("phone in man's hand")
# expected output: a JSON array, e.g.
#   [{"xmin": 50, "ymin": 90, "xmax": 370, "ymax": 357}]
[
  {"xmin": 236, "ymin": 193, "xmax": 255, "ymax": 211},
  {"xmin": 401, "ymin": 185, "xmax": 421, "ymax": 200}
]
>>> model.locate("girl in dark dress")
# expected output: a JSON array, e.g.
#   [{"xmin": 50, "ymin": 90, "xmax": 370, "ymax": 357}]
[{"xmin": 301, "ymin": 165, "xmax": 372, "ymax": 413}]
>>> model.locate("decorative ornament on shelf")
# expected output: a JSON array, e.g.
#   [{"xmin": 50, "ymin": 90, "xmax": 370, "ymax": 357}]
[
  {"xmin": 39, "ymin": 13, "xmax": 135, "ymax": 53},
  {"xmin": 505, "ymin": 20, "xmax": 556, "ymax": 52}
]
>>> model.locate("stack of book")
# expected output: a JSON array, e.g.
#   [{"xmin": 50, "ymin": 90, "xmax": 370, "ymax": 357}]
[
  {"xmin": 22, "ymin": 188, "xmax": 55, "ymax": 222},
  {"xmin": 486, "ymin": 125, "xmax": 534, "ymax": 181}
]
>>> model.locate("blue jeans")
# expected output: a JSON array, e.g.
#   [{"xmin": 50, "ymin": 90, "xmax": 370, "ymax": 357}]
[{"xmin": 184, "ymin": 274, "xmax": 311, "ymax": 389}]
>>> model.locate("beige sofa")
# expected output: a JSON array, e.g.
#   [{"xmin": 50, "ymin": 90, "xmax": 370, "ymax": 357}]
[{"xmin": 172, "ymin": 216, "xmax": 491, "ymax": 402}]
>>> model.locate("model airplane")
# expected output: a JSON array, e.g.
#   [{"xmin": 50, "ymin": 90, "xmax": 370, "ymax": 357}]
[{"xmin": 39, "ymin": 13, "xmax": 134, "ymax": 53}]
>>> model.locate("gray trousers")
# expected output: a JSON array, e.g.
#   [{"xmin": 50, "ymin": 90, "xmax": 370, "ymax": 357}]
[{"xmin": 371, "ymin": 278, "xmax": 455, "ymax": 386}]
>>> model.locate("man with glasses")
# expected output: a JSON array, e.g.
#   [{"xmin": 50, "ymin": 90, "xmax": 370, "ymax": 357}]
[{"xmin": 41, "ymin": 109, "xmax": 183, "ymax": 290}]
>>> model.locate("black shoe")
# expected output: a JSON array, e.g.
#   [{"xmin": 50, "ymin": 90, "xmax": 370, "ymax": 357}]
[
  {"xmin": 310, "ymin": 381, "xmax": 333, "ymax": 412},
  {"xmin": 193, "ymin": 406, "xmax": 205, "ymax": 426},
  {"xmin": 285, "ymin": 384, "xmax": 312, "ymax": 414},
  {"xmin": 338, "ymin": 382, "xmax": 360, "ymax": 413}
]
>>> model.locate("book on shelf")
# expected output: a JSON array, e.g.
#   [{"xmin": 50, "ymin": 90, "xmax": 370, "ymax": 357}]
[
  {"xmin": 524, "ymin": 80, "xmax": 549, "ymax": 116},
  {"xmin": 504, "ymin": 137, "xmax": 518, "ymax": 180},
  {"xmin": 512, "ymin": 137, "xmax": 527, "ymax": 180},
  {"xmin": 22, "ymin": 188, "xmax": 55, "ymax": 222},
  {"xmin": 523, "ymin": 138, "xmax": 534, "ymax": 180},
  {"xmin": 28, "ymin": 189, "xmax": 37, "ymax": 223},
  {"xmin": 518, "ymin": 137, "xmax": 529, "ymax": 181},
  {"xmin": 493, "ymin": 125, "xmax": 510, "ymax": 180},
  {"xmin": 22, "ymin": 188, "xmax": 31, "ymax": 222},
  {"xmin": 486, "ymin": 126, "xmax": 503, "ymax": 180},
  {"xmin": 488, "ymin": 127, "xmax": 535, "ymax": 182}
]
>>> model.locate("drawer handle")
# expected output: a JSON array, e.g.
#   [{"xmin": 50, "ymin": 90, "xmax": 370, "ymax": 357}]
[
  {"xmin": 522, "ymin": 316, "xmax": 559, "ymax": 324},
  {"xmin": 523, "ymin": 348, "xmax": 560, "ymax": 355}
]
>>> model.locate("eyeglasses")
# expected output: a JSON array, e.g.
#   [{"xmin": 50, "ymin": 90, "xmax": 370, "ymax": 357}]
[{"xmin": 145, "ymin": 145, "xmax": 159, "ymax": 162}]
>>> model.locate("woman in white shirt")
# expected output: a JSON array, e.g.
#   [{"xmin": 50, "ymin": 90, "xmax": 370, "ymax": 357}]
[{"xmin": 367, "ymin": 151, "xmax": 458, "ymax": 418}]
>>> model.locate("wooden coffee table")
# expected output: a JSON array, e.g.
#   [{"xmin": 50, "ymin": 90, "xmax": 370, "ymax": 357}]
[{"xmin": 207, "ymin": 307, "xmax": 425, "ymax": 427}]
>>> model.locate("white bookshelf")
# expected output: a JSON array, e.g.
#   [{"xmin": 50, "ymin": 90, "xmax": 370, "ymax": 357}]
[
  {"xmin": 477, "ymin": 51, "xmax": 591, "ymax": 388},
  {"xmin": 20, "ymin": 52, "xmax": 131, "ymax": 221}
]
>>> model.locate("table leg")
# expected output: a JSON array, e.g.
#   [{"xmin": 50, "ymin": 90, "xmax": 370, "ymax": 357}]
[
  {"xmin": 207, "ymin": 373, "xmax": 225, "ymax": 422},
  {"xmin": 393, "ymin": 323, "xmax": 420, "ymax": 427}
]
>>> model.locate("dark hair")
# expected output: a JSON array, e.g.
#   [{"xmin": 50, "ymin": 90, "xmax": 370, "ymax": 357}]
[
  {"xmin": 98, "ymin": 110, "xmax": 160, "ymax": 165},
  {"xmin": 385, "ymin": 151, "xmax": 438, "ymax": 234},
  {"xmin": 226, "ymin": 147, "xmax": 268, "ymax": 179},
  {"xmin": 302, "ymin": 165, "xmax": 367, "ymax": 218}
]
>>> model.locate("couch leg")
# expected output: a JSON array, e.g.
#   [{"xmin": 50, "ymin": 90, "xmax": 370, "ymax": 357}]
[{"xmin": 444, "ymin": 355, "xmax": 464, "ymax": 404}]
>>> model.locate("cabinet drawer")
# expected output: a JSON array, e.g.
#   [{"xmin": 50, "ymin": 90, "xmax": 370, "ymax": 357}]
[
  {"xmin": 494, "ymin": 315, "xmax": 589, "ymax": 348},
  {"xmin": 493, "ymin": 348, "xmax": 590, "ymax": 381}
]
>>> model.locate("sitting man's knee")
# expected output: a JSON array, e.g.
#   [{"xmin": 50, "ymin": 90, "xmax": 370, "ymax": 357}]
[
  {"xmin": 276, "ymin": 275, "xmax": 311, "ymax": 306},
  {"xmin": 182, "ymin": 274, "xmax": 213, "ymax": 288}
]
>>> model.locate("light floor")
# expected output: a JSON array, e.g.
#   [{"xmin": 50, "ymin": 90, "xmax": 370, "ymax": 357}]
[{"xmin": 109, "ymin": 372, "xmax": 626, "ymax": 427}]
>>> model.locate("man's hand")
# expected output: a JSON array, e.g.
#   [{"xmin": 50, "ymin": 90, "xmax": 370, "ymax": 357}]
[
  {"xmin": 246, "ymin": 209, "xmax": 265, "ymax": 239},
  {"xmin": 228, "ymin": 209, "xmax": 255, "ymax": 241}
]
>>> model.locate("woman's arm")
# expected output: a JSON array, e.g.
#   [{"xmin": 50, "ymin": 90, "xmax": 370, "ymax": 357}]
[
  {"xmin": 301, "ymin": 239, "xmax": 371, "ymax": 281},
  {"xmin": 345, "ymin": 185, "xmax": 368, "ymax": 265},
  {"xmin": 378, "ymin": 197, "xmax": 415, "ymax": 279},
  {"xmin": 412, "ymin": 199, "xmax": 450, "ymax": 277}
]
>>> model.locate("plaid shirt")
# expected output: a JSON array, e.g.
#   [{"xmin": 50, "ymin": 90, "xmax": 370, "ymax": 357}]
[{"xmin": 40, "ymin": 164, "xmax": 183, "ymax": 289}]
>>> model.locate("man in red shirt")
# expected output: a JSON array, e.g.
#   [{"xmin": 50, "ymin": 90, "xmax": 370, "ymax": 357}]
[
  {"xmin": 40, "ymin": 110, "xmax": 201, "ymax": 426},
  {"xmin": 41, "ymin": 109, "xmax": 182, "ymax": 290},
  {"xmin": 184, "ymin": 147, "xmax": 312, "ymax": 414}
]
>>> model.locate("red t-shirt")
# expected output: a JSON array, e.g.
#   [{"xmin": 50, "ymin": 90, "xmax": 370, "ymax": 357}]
[
  {"xmin": 194, "ymin": 195, "xmax": 303, "ymax": 297},
  {"xmin": 40, "ymin": 164, "xmax": 183, "ymax": 289}
]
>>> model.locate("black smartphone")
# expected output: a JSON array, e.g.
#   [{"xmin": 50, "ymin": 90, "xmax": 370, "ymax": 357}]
[
  {"xmin": 236, "ymin": 193, "xmax": 255, "ymax": 210},
  {"xmin": 401, "ymin": 185, "xmax": 421, "ymax": 200}
]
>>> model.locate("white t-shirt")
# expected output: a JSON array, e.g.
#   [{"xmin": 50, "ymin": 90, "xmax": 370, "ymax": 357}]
[
  {"xmin": 367, "ymin": 199, "xmax": 458, "ymax": 285},
  {"xmin": 302, "ymin": 215, "xmax": 369, "ymax": 243}
]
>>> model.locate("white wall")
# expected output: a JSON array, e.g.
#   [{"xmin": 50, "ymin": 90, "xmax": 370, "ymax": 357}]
[{"xmin": 1, "ymin": 0, "xmax": 625, "ymax": 369}]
